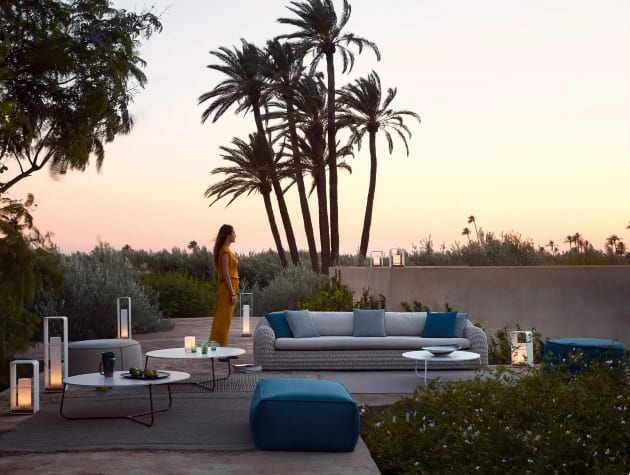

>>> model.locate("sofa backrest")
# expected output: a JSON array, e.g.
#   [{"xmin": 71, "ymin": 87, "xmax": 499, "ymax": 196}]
[{"xmin": 308, "ymin": 311, "xmax": 428, "ymax": 336}]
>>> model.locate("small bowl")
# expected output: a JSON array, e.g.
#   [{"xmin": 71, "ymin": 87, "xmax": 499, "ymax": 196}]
[{"xmin": 423, "ymin": 345, "xmax": 460, "ymax": 356}]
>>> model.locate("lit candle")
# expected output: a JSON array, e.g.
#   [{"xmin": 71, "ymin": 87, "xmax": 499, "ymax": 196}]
[
  {"xmin": 393, "ymin": 254, "xmax": 402, "ymax": 266},
  {"xmin": 120, "ymin": 309, "xmax": 129, "ymax": 338},
  {"xmin": 184, "ymin": 336, "xmax": 195, "ymax": 352},
  {"xmin": 512, "ymin": 344, "xmax": 527, "ymax": 365},
  {"xmin": 17, "ymin": 378, "xmax": 32, "ymax": 409},
  {"xmin": 243, "ymin": 305, "xmax": 251, "ymax": 334},
  {"xmin": 373, "ymin": 256, "xmax": 381, "ymax": 266},
  {"xmin": 49, "ymin": 336, "xmax": 62, "ymax": 388}
]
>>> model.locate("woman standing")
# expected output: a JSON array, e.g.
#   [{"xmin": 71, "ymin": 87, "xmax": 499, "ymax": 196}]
[{"xmin": 209, "ymin": 224, "xmax": 239, "ymax": 346}]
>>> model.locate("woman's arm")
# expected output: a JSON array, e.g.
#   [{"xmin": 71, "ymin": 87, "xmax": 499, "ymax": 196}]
[{"xmin": 221, "ymin": 252, "xmax": 237, "ymax": 304}]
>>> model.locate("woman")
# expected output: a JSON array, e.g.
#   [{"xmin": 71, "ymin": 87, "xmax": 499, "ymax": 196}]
[{"xmin": 209, "ymin": 224, "xmax": 239, "ymax": 346}]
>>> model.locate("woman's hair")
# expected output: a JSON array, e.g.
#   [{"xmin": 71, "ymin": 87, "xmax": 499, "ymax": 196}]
[{"xmin": 213, "ymin": 224, "xmax": 234, "ymax": 269}]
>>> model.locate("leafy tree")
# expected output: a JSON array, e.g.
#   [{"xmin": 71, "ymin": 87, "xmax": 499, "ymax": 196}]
[
  {"xmin": 337, "ymin": 71, "xmax": 420, "ymax": 260},
  {"xmin": 0, "ymin": 0, "xmax": 162, "ymax": 193},
  {"xmin": 278, "ymin": 0, "xmax": 380, "ymax": 264}
]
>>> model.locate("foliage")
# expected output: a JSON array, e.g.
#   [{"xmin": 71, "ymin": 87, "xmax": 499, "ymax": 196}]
[
  {"xmin": 362, "ymin": 363, "xmax": 630, "ymax": 474},
  {"xmin": 142, "ymin": 271, "xmax": 216, "ymax": 318},
  {"xmin": 237, "ymin": 250, "xmax": 285, "ymax": 289},
  {"xmin": 256, "ymin": 264, "xmax": 326, "ymax": 314},
  {"xmin": 400, "ymin": 300, "xmax": 431, "ymax": 312},
  {"xmin": 0, "ymin": 195, "xmax": 62, "ymax": 390},
  {"xmin": 354, "ymin": 288, "xmax": 386, "ymax": 309},
  {"xmin": 299, "ymin": 271, "xmax": 354, "ymax": 311},
  {"xmin": 123, "ymin": 245, "xmax": 214, "ymax": 281},
  {"xmin": 57, "ymin": 243, "xmax": 167, "ymax": 341},
  {"xmin": 0, "ymin": 0, "xmax": 162, "ymax": 193}
]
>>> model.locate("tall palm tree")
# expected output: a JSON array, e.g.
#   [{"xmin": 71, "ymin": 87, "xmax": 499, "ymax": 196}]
[
  {"xmin": 204, "ymin": 133, "xmax": 290, "ymax": 267},
  {"xmin": 278, "ymin": 0, "xmax": 381, "ymax": 265},
  {"xmin": 198, "ymin": 39, "xmax": 300, "ymax": 265},
  {"xmin": 262, "ymin": 39, "xmax": 319, "ymax": 272},
  {"xmin": 462, "ymin": 227, "xmax": 471, "ymax": 244},
  {"xmin": 337, "ymin": 71, "xmax": 420, "ymax": 260},
  {"xmin": 468, "ymin": 215, "xmax": 480, "ymax": 243},
  {"xmin": 565, "ymin": 235, "xmax": 574, "ymax": 251},
  {"xmin": 606, "ymin": 234, "xmax": 620, "ymax": 253},
  {"xmin": 573, "ymin": 232, "xmax": 583, "ymax": 253}
]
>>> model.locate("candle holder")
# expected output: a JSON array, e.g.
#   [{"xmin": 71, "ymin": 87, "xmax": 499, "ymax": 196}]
[
  {"xmin": 370, "ymin": 251, "xmax": 384, "ymax": 267},
  {"xmin": 44, "ymin": 316, "xmax": 68, "ymax": 392},
  {"xmin": 10, "ymin": 360, "xmax": 40, "ymax": 414},
  {"xmin": 117, "ymin": 297, "xmax": 132, "ymax": 339},
  {"xmin": 389, "ymin": 248, "xmax": 406, "ymax": 267},
  {"xmin": 184, "ymin": 336, "xmax": 196, "ymax": 352},
  {"xmin": 239, "ymin": 292, "xmax": 253, "ymax": 337},
  {"xmin": 511, "ymin": 330, "xmax": 534, "ymax": 366}
]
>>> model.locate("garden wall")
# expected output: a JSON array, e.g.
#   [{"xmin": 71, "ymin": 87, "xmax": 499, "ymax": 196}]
[{"xmin": 334, "ymin": 266, "xmax": 630, "ymax": 349}]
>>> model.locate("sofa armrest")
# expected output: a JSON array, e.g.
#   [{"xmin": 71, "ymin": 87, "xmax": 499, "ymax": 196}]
[
  {"xmin": 254, "ymin": 317, "xmax": 277, "ymax": 365},
  {"xmin": 464, "ymin": 321, "xmax": 489, "ymax": 365}
]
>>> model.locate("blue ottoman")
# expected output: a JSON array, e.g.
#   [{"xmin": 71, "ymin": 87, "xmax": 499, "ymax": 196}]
[
  {"xmin": 543, "ymin": 338, "xmax": 627, "ymax": 372},
  {"xmin": 249, "ymin": 378, "xmax": 360, "ymax": 452}
]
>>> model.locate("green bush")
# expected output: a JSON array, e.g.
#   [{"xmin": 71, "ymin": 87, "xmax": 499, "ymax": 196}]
[
  {"xmin": 299, "ymin": 272, "xmax": 355, "ymax": 311},
  {"xmin": 256, "ymin": 264, "xmax": 326, "ymax": 314},
  {"xmin": 143, "ymin": 271, "xmax": 216, "ymax": 318},
  {"xmin": 362, "ymin": 363, "xmax": 630, "ymax": 474}
]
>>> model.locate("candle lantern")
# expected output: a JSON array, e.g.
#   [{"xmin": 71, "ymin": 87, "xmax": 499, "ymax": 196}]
[
  {"xmin": 389, "ymin": 248, "xmax": 406, "ymax": 267},
  {"xmin": 370, "ymin": 251, "xmax": 384, "ymax": 267},
  {"xmin": 240, "ymin": 292, "xmax": 254, "ymax": 337},
  {"xmin": 184, "ymin": 336, "xmax": 196, "ymax": 352},
  {"xmin": 10, "ymin": 360, "xmax": 40, "ymax": 414},
  {"xmin": 511, "ymin": 330, "xmax": 534, "ymax": 366},
  {"xmin": 44, "ymin": 316, "xmax": 68, "ymax": 392},
  {"xmin": 117, "ymin": 297, "xmax": 132, "ymax": 339}
]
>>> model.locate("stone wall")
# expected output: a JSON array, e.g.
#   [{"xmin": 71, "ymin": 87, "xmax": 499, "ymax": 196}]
[{"xmin": 335, "ymin": 266, "xmax": 630, "ymax": 349}]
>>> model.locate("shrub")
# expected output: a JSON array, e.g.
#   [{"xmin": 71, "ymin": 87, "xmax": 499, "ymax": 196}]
[
  {"xmin": 354, "ymin": 288, "xmax": 386, "ymax": 309},
  {"xmin": 362, "ymin": 363, "xmax": 630, "ymax": 474},
  {"xmin": 143, "ymin": 271, "xmax": 216, "ymax": 318},
  {"xmin": 299, "ymin": 272, "xmax": 355, "ymax": 311},
  {"xmin": 256, "ymin": 264, "xmax": 326, "ymax": 314}
]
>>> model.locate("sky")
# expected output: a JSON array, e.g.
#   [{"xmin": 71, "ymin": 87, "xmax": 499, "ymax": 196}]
[{"xmin": 7, "ymin": 0, "xmax": 630, "ymax": 256}]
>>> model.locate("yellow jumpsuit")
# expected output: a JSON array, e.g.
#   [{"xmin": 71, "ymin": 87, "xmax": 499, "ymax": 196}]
[{"xmin": 210, "ymin": 245, "xmax": 239, "ymax": 346}]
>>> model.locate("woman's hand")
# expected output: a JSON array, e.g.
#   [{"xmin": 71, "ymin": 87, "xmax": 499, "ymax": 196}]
[{"xmin": 230, "ymin": 293, "xmax": 237, "ymax": 304}]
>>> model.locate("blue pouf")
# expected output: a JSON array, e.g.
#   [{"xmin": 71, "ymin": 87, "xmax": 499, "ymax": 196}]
[
  {"xmin": 249, "ymin": 378, "xmax": 360, "ymax": 452},
  {"xmin": 543, "ymin": 338, "xmax": 627, "ymax": 372}
]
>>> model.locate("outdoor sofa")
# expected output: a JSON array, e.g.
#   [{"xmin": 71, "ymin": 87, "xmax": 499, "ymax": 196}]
[{"xmin": 253, "ymin": 310, "xmax": 489, "ymax": 371}]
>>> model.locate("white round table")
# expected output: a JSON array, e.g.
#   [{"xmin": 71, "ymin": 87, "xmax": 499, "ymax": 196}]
[
  {"xmin": 145, "ymin": 347, "xmax": 245, "ymax": 390},
  {"xmin": 402, "ymin": 350, "xmax": 480, "ymax": 385},
  {"xmin": 61, "ymin": 370, "xmax": 190, "ymax": 426}
]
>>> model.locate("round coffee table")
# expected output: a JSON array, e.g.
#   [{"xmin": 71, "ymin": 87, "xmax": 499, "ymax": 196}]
[
  {"xmin": 402, "ymin": 350, "xmax": 480, "ymax": 385},
  {"xmin": 60, "ymin": 370, "xmax": 190, "ymax": 427},
  {"xmin": 145, "ymin": 347, "xmax": 245, "ymax": 391}
]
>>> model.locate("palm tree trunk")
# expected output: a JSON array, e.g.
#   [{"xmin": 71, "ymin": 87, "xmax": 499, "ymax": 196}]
[
  {"xmin": 262, "ymin": 191, "xmax": 288, "ymax": 267},
  {"xmin": 309, "ymin": 132, "xmax": 330, "ymax": 275},
  {"xmin": 325, "ymin": 51, "xmax": 339, "ymax": 265},
  {"xmin": 359, "ymin": 131, "xmax": 377, "ymax": 260},
  {"xmin": 286, "ymin": 100, "xmax": 320, "ymax": 272},
  {"xmin": 252, "ymin": 102, "xmax": 300, "ymax": 265}
]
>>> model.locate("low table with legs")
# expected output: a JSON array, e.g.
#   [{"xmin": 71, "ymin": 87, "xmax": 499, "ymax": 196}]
[
  {"xmin": 144, "ymin": 347, "xmax": 245, "ymax": 391},
  {"xmin": 60, "ymin": 370, "xmax": 190, "ymax": 427},
  {"xmin": 402, "ymin": 350, "xmax": 481, "ymax": 385}
]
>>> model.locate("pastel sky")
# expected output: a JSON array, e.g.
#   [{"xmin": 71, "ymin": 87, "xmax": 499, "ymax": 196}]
[{"xmin": 7, "ymin": 0, "xmax": 630, "ymax": 255}]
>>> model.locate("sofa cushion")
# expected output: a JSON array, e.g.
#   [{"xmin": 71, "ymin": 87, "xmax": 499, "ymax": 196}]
[
  {"xmin": 310, "ymin": 312, "xmax": 354, "ymax": 336},
  {"xmin": 275, "ymin": 336, "xmax": 471, "ymax": 351},
  {"xmin": 385, "ymin": 312, "xmax": 427, "ymax": 336},
  {"xmin": 453, "ymin": 312, "xmax": 469, "ymax": 338},
  {"xmin": 265, "ymin": 312, "xmax": 293, "ymax": 338},
  {"xmin": 422, "ymin": 311, "xmax": 457, "ymax": 338},
  {"xmin": 352, "ymin": 309, "xmax": 386, "ymax": 337},
  {"xmin": 285, "ymin": 310, "xmax": 320, "ymax": 338}
]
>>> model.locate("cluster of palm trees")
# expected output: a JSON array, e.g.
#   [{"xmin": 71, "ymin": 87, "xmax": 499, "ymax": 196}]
[{"xmin": 199, "ymin": 0, "xmax": 420, "ymax": 274}]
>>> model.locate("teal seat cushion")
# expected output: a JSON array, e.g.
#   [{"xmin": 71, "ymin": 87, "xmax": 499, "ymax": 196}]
[
  {"xmin": 453, "ymin": 312, "xmax": 468, "ymax": 338},
  {"xmin": 265, "ymin": 312, "xmax": 293, "ymax": 338},
  {"xmin": 285, "ymin": 310, "xmax": 319, "ymax": 338},
  {"xmin": 543, "ymin": 337, "xmax": 627, "ymax": 372},
  {"xmin": 353, "ymin": 308, "xmax": 386, "ymax": 337},
  {"xmin": 249, "ymin": 378, "xmax": 360, "ymax": 452},
  {"xmin": 422, "ymin": 311, "xmax": 457, "ymax": 338}
]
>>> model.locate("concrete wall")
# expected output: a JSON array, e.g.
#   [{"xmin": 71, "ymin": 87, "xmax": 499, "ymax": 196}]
[{"xmin": 335, "ymin": 266, "xmax": 630, "ymax": 349}]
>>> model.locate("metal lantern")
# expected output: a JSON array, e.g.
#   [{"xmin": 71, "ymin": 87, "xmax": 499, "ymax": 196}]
[
  {"xmin": 43, "ymin": 316, "xmax": 68, "ymax": 392},
  {"xmin": 10, "ymin": 360, "xmax": 40, "ymax": 414},
  {"xmin": 240, "ymin": 292, "xmax": 253, "ymax": 337},
  {"xmin": 117, "ymin": 297, "xmax": 132, "ymax": 339},
  {"xmin": 511, "ymin": 330, "xmax": 534, "ymax": 366}
]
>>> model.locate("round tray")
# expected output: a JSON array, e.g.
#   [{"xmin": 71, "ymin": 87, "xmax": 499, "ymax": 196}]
[
  {"xmin": 423, "ymin": 345, "xmax": 460, "ymax": 356},
  {"xmin": 120, "ymin": 371, "xmax": 170, "ymax": 380}
]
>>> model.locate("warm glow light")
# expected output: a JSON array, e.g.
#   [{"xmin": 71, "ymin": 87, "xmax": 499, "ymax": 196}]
[
  {"xmin": 49, "ymin": 337, "xmax": 62, "ymax": 388},
  {"xmin": 184, "ymin": 336, "xmax": 195, "ymax": 352},
  {"xmin": 17, "ymin": 378, "xmax": 32, "ymax": 409},
  {"xmin": 120, "ymin": 309, "xmax": 129, "ymax": 338},
  {"xmin": 511, "ymin": 331, "xmax": 534, "ymax": 366},
  {"xmin": 242, "ymin": 304, "xmax": 251, "ymax": 335}
]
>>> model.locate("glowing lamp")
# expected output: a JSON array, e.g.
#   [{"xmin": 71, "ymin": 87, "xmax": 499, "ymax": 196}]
[
  {"xmin": 511, "ymin": 330, "xmax": 534, "ymax": 366},
  {"xmin": 389, "ymin": 248, "xmax": 406, "ymax": 267},
  {"xmin": 10, "ymin": 360, "xmax": 39, "ymax": 414},
  {"xmin": 44, "ymin": 316, "xmax": 68, "ymax": 392},
  {"xmin": 370, "ymin": 251, "xmax": 384, "ymax": 267},
  {"xmin": 184, "ymin": 336, "xmax": 196, "ymax": 352},
  {"xmin": 117, "ymin": 297, "xmax": 132, "ymax": 339},
  {"xmin": 240, "ymin": 292, "xmax": 253, "ymax": 337}
]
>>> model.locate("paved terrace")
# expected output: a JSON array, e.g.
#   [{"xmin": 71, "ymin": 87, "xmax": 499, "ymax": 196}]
[{"xmin": 0, "ymin": 317, "xmax": 483, "ymax": 474}]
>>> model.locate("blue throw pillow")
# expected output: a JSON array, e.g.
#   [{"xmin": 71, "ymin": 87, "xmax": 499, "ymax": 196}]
[
  {"xmin": 422, "ymin": 311, "xmax": 458, "ymax": 338},
  {"xmin": 453, "ymin": 312, "xmax": 469, "ymax": 338},
  {"xmin": 265, "ymin": 311, "xmax": 293, "ymax": 338},
  {"xmin": 353, "ymin": 308, "xmax": 386, "ymax": 337},
  {"xmin": 285, "ymin": 310, "xmax": 320, "ymax": 338}
]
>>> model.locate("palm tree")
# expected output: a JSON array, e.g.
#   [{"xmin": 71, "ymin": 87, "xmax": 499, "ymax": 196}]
[
  {"xmin": 468, "ymin": 215, "xmax": 480, "ymax": 243},
  {"xmin": 462, "ymin": 227, "xmax": 471, "ymax": 244},
  {"xmin": 198, "ymin": 39, "xmax": 300, "ymax": 265},
  {"xmin": 573, "ymin": 232, "xmax": 584, "ymax": 253},
  {"xmin": 278, "ymin": 0, "xmax": 381, "ymax": 265},
  {"xmin": 616, "ymin": 241, "xmax": 626, "ymax": 255},
  {"xmin": 262, "ymin": 39, "xmax": 319, "ymax": 272},
  {"xmin": 546, "ymin": 240, "xmax": 558, "ymax": 255},
  {"xmin": 337, "ymin": 71, "xmax": 420, "ymax": 260},
  {"xmin": 565, "ymin": 235, "xmax": 574, "ymax": 251},
  {"xmin": 606, "ymin": 234, "xmax": 621, "ymax": 253},
  {"xmin": 204, "ymin": 133, "xmax": 290, "ymax": 267}
]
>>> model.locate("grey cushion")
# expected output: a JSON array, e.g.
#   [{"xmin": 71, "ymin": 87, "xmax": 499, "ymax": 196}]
[
  {"xmin": 285, "ymin": 310, "xmax": 320, "ymax": 338},
  {"xmin": 353, "ymin": 309, "xmax": 386, "ymax": 337},
  {"xmin": 453, "ymin": 312, "xmax": 469, "ymax": 338}
]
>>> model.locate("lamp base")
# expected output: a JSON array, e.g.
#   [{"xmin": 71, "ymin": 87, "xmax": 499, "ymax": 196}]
[{"xmin": 240, "ymin": 332, "xmax": 252, "ymax": 337}]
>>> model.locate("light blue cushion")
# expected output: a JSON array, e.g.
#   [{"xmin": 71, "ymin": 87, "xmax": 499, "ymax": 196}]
[
  {"xmin": 352, "ymin": 308, "xmax": 386, "ymax": 337},
  {"xmin": 422, "ymin": 311, "xmax": 457, "ymax": 338},
  {"xmin": 265, "ymin": 312, "xmax": 293, "ymax": 338},
  {"xmin": 285, "ymin": 310, "xmax": 319, "ymax": 338},
  {"xmin": 453, "ymin": 312, "xmax": 468, "ymax": 338}
]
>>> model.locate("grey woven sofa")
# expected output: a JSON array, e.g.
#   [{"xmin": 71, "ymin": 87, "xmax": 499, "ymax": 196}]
[{"xmin": 253, "ymin": 311, "xmax": 488, "ymax": 371}]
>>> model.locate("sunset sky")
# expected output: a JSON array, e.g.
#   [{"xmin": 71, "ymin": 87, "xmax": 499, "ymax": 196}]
[{"xmin": 7, "ymin": 0, "xmax": 630, "ymax": 256}]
